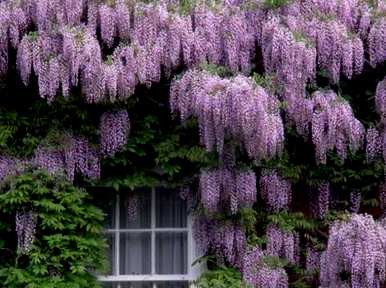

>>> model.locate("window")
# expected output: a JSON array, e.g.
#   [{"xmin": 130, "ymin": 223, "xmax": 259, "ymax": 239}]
[{"xmin": 99, "ymin": 187, "xmax": 200, "ymax": 288}]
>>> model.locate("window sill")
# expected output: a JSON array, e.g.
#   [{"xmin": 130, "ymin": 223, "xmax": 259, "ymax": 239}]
[{"xmin": 98, "ymin": 275, "xmax": 195, "ymax": 282}]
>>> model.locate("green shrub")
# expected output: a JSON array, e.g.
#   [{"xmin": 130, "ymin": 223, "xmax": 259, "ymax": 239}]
[{"xmin": 0, "ymin": 170, "xmax": 107, "ymax": 288}]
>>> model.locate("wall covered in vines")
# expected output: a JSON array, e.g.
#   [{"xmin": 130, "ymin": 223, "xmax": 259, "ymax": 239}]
[{"xmin": 1, "ymin": 0, "xmax": 386, "ymax": 287}]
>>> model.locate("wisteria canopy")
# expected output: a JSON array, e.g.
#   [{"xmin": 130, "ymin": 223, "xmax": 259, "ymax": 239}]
[{"xmin": 2, "ymin": 0, "xmax": 386, "ymax": 287}]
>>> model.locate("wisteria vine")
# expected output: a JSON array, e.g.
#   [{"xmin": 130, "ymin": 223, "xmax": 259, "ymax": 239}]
[{"xmin": 2, "ymin": 0, "xmax": 386, "ymax": 287}]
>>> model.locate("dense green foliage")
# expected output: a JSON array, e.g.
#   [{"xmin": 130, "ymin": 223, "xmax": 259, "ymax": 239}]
[
  {"xmin": 0, "ymin": 171, "xmax": 107, "ymax": 288},
  {"xmin": 195, "ymin": 265, "xmax": 247, "ymax": 288}
]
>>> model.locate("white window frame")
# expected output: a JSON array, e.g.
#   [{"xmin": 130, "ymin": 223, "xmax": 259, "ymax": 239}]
[{"xmin": 98, "ymin": 187, "xmax": 203, "ymax": 287}]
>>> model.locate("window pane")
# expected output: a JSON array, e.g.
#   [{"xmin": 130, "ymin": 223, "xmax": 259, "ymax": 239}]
[
  {"xmin": 120, "ymin": 189, "xmax": 151, "ymax": 229},
  {"xmin": 120, "ymin": 232, "xmax": 151, "ymax": 274},
  {"xmin": 156, "ymin": 188, "xmax": 187, "ymax": 228},
  {"xmin": 156, "ymin": 232, "xmax": 188, "ymax": 274},
  {"xmin": 106, "ymin": 233, "xmax": 116, "ymax": 275}
]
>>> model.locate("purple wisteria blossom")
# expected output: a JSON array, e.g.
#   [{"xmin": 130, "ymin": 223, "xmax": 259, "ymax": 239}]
[
  {"xmin": 170, "ymin": 70, "xmax": 284, "ymax": 161},
  {"xmin": 259, "ymin": 169, "xmax": 291, "ymax": 212},
  {"xmin": 193, "ymin": 217, "xmax": 246, "ymax": 268},
  {"xmin": 16, "ymin": 210, "xmax": 37, "ymax": 254},
  {"xmin": 100, "ymin": 110, "xmax": 130, "ymax": 157},
  {"xmin": 320, "ymin": 214, "xmax": 386, "ymax": 288},
  {"xmin": 199, "ymin": 167, "xmax": 256, "ymax": 214},
  {"xmin": 242, "ymin": 246, "xmax": 289, "ymax": 288}
]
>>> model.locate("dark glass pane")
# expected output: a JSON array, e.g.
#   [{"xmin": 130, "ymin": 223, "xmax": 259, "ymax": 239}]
[
  {"xmin": 156, "ymin": 188, "xmax": 187, "ymax": 228},
  {"xmin": 120, "ymin": 232, "xmax": 151, "ymax": 274},
  {"xmin": 155, "ymin": 232, "xmax": 188, "ymax": 274},
  {"xmin": 120, "ymin": 189, "xmax": 151, "ymax": 229}
]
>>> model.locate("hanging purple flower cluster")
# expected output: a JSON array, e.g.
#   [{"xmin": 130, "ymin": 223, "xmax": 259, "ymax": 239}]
[
  {"xmin": 349, "ymin": 191, "xmax": 361, "ymax": 213},
  {"xmin": 376, "ymin": 77, "xmax": 386, "ymax": 123},
  {"xmin": 1, "ymin": 0, "xmax": 263, "ymax": 102},
  {"xmin": 63, "ymin": 136, "xmax": 100, "ymax": 181},
  {"xmin": 0, "ymin": 134, "xmax": 102, "ymax": 183},
  {"xmin": 170, "ymin": 69, "xmax": 284, "ymax": 161},
  {"xmin": 259, "ymin": 169, "xmax": 291, "ymax": 212},
  {"xmin": 2, "ymin": 0, "xmax": 386, "ymax": 111},
  {"xmin": 364, "ymin": 77, "xmax": 386, "ymax": 168},
  {"xmin": 320, "ymin": 214, "xmax": 386, "ymax": 288},
  {"xmin": 306, "ymin": 246, "xmax": 321, "ymax": 274},
  {"xmin": 266, "ymin": 224, "xmax": 299, "ymax": 265},
  {"xmin": 242, "ymin": 246, "xmax": 289, "ymax": 288},
  {"xmin": 369, "ymin": 18, "xmax": 386, "ymax": 68},
  {"xmin": 311, "ymin": 90, "xmax": 364, "ymax": 164},
  {"xmin": 305, "ymin": 20, "xmax": 363, "ymax": 83},
  {"xmin": 0, "ymin": 110, "xmax": 132, "ymax": 183},
  {"xmin": 193, "ymin": 217, "xmax": 246, "ymax": 269},
  {"xmin": 15, "ymin": 210, "xmax": 37, "ymax": 254},
  {"xmin": 261, "ymin": 15, "xmax": 316, "ymax": 95},
  {"xmin": 34, "ymin": 146, "xmax": 66, "ymax": 176},
  {"xmin": 2, "ymin": 0, "xmax": 377, "ymax": 88},
  {"xmin": 380, "ymin": 180, "xmax": 386, "ymax": 214},
  {"xmin": 255, "ymin": 1, "xmax": 374, "ymax": 145},
  {"xmin": 0, "ymin": 156, "xmax": 16, "ymax": 182},
  {"xmin": 199, "ymin": 167, "xmax": 256, "ymax": 214},
  {"xmin": 192, "ymin": 5, "xmax": 256, "ymax": 74},
  {"xmin": 127, "ymin": 194, "xmax": 139, "ymax": 223},
  {"xmin": 100, "ymin": 110, "xmax": 130, "ymax": 157},
  {"xmin": 316, "ymin": 181, "xmax": 330, "ymax": 219},
  {"xmin": 366, "ymin": 127, "xmax": 381, "ymax": 163},
  {"xmin": 256, "ymin": 2, "xmax": 367, "ymax": 137}
]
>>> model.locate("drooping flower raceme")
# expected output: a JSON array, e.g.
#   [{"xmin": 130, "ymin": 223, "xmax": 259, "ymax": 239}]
[
  {"xmin": 1, "ymin": 0, "xmax": 380, "ymax": 108},
  {"xmin": 242, "ymin": 246, "xmax": 289, "ymax": 288},
  {"xmin": 15, "ymin": 210, "xmax": 37, "ymax": 254},
  {"xmin": 349, "ymin": 191, "xmax": 361, "ymax": 213},
  {"xmin": 266, "ymin": 224, "xmax": 299, "ymax": 265},
  {"xmin": 199, "ymin": 167, "xmax": 256, "ymax": 214},
  {"xmin": 320, "ymin": 214, "xmax": 386, "ymax": 288},
  {"xmin": 127, "ymin": 194, "xmax": 139, "ymax": 223},
  {"xmin": 366, "ymin": 127, "xmax": 381, "ymax": 163},
  {"xmin": 259, "ymin": 169, "xmax": 291, "ymax": 212},
  {"xmin": 193, "ymin": 217, "xmax": 246, "ymax": 268},
  {"xmin": 0, "ymin": 156, "xmax": 16, "ymax": 182},
  {"xmin": 306, "ymin": 246, "xmax": 321, "ymax": 273},
  {"xmin": 368, "ymin": 18, "xmax": 386, "ymax": 68},
  {"xmin": 317, "ymin": 181, "xmax": 330, "ymax": 218},
  {"xmin": 311, "ymin": 90, "xmax": 364, "ymax": 164},
  {"xmin": 376, "ymin": 77, "xmax": 386, "ymax": 123},
  {"xmin": 170, "ymin": 69, "xmax": 284, "ymax": 161},
  {"xmin": 64, "ymin": 136, "xmax": 101, "ymax": 181},
  {"xmin": 100, "ymin": 110, "xmax": 130, "ymax": 157},
  {"xmin": 33, "ymin": 146, "xmax": 65, "ymax": 176}
]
